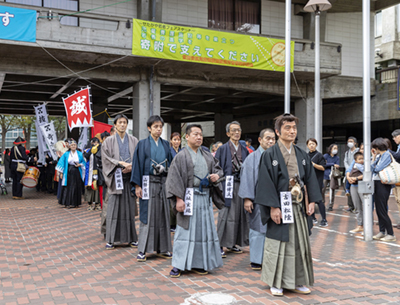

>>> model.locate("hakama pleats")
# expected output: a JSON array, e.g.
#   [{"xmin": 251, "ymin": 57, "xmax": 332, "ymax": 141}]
[
  {"xmin": 58, "ymin": 165, "xmax": 83, "ymax": 207},
  {"xmin": 217, "ymin": 182, "xmax": 249, "ymax": 247},
  {"xmin": 106, "ymin": 179, "xmax": 137, "ymax": 244},
  {"xmin": 172, "ymin": 189, "xmax": 223, "ymax": 271},
  {"xmin": 261, "ymin": 203, "xmax": 314, "ymax": 289},
  {"xmin": 138, "ymin": 176, "xmax": 172, "ymax": 254},
  {"xmin": 249, "ymin": 229, "xmax": 265, "ymax": 265},
  {"xmin": 100, "ymin": 191, "xmax": 109, "ymax": 235}
]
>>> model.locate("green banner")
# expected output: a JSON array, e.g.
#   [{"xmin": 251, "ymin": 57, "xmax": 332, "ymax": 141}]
[{"xmin": 132, "ymin": 19, "xmax": 294, "ymax": 72}]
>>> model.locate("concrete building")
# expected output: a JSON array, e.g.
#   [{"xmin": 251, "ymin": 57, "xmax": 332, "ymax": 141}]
[{"xmin": 0, "ymin": 0, "xmax": 399, "ymax": 162}]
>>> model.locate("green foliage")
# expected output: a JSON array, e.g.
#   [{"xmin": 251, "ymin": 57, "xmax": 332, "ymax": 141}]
[{"xmin": 49, "ymin": 116, "xmax": 66, "ymax": 140}]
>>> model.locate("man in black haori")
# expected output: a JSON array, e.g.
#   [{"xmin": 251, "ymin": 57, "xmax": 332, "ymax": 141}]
[{"xmin": 254, "ymin": 114, "xmax": 321, "ymax": 296}]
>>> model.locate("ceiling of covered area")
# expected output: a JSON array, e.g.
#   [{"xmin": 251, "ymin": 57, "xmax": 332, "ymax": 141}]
[
  {"xmin": 0, "ymin": 73, "xmax": 133, "ymax": 117},
  {"xmin": 0, "ymin": 72, "xmax": 286, "ymax": 123},
  {"xmin": 159, "ymin": 85, "xmax": 284, "ymax": 123}
]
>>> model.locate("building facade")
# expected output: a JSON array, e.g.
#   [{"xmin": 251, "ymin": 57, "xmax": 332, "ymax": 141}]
[{"xmin": 0, "ymin": 0, "xmax": 399, "ymax": 162}]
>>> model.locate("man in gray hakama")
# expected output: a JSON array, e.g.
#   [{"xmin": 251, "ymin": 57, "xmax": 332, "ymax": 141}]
[
  {"xmin": 101, "ymin": 114, "xmax": 139, "ymax": 250},
  {"xmin": 238, "ymin": 128, "xmax": 276, "ymax": 271},
  {"xmin": 215, "ymin": 121, "xmax": 249, "ymax": 257},
  {"xmin": 254, "ymin": 114, "xmax": 321, "ymax": 296},
  {"xmin": 166, "ymin": 124, "xmax": 224, "ymax": 278}
]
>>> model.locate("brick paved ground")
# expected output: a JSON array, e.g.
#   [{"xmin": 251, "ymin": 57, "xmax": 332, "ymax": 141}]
[{"xmin": 0, "ymin": 181, "xmax": 400, "ymax": 304}]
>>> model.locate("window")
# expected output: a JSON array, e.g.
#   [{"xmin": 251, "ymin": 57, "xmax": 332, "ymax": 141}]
[
  {"xmin": 6, "ymin": 0, "xmax": 79, "ymax": 26},
  {"xmin": 208, "ymin": 0, "xmax": 261, "ymax": 34},
  {"xmin": 375, "ymin": 11, "xmax": 382, "ymax": 37}
]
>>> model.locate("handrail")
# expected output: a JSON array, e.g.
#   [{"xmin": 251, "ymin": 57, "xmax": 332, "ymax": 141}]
[
  {"xmin": 0, "ymin": 3, "xmax": 129, "ymax": 22},
  {"xmin": 375, "ymin": 66, "xmax": 399, "ymax": 74}
]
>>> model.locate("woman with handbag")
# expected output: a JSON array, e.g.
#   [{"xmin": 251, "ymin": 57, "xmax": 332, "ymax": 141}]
[
  {"xmin": 10, "ymin": 137, "xmax": 28, "ymax": 200},
  {"xmin": 371, "ymin": 137, "xmax": 396, "ymax": 242},
  {"xmin": 323, "ymin": 144, "xmax": 340, "ymax": 211},
  {"xmin": 56, "ymin": 139, "xmax": 86, "ymax": 209}
]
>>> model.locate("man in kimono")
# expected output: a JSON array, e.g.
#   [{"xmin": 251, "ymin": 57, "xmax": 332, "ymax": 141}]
[
  {"xmin": 131, "ymin": 115, "xmax": 173, "ymax": 262},
  {"xmin": 166, "ymin": 124, "xmax": 224, "ymax": 277},
  {"xmin": 10, "ymin": 136, "xmax": 28, "ymax": 200},
  {"xmin": 101, "ymin": 114, "xmax": 139, "ymax": 250},
  {"xmin": 239, "ymin": 128, "xmax": 276, "ymax": 271},
  {"xmin": 100, "ymin": 127, "xmax": 116, "ymax": 237},
  {"xmin": 254, "ymin": 113, "xmax": 321, "ymax": 296},
  {"xmin": 215, "ymin": 121, "xmax": 249, "ymax": 257}
]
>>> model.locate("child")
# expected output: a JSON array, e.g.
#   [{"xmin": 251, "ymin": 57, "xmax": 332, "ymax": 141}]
[{"xmin": 347, "ymin": 152, "xmax": 364, "ymax": 233}]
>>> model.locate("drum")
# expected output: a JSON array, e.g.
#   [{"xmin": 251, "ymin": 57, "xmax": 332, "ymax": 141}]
[{"xmin": 21, "ymin": 166, "xmax": 40, "ymax": 188}]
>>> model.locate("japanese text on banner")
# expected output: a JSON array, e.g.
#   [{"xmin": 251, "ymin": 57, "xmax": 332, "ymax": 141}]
[
  {"xmin": 39, "ymin": 122, "xmax": 58, "ymax": 161},
  {"xmin": 132, "ymin": 19, "xmax": 294, "ymax": 72}
]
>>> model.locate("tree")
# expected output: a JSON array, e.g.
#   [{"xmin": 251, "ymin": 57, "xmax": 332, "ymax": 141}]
[
  {"xmin": 49, "ymin": 116, "xmax": 66, "ymax": 141},
  {"xmin": 0, "ymin": 115, "xmax": 17, "ymax": 151},
  {"xmin": 15, "ymin": 116, "xmax": 35, "ymax": 149}
]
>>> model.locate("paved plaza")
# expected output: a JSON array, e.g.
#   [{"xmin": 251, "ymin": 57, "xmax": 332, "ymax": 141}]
[{"xmin": 0, "ymin": 181, "xmax": 400, "ymax": 305}]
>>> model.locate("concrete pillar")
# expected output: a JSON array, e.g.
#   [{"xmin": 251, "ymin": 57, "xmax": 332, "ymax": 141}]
[
  {"xmin": 132, "ymin": 73, "xmax": 161, "ymax": 140},
  {"xmin": 295, "ymin": 86, "xmax": 315, "ymax": 151},
  {"xmin": 137, "ymin": 0, "xmax": 162, "ymax": 22},
  {"xmin": 214, "ymin": 113, "xmax": 233, "ymax": 143},
  {"xmin": 303, "ymin": 11, "xmax": 327, "ymax": 42},
  {"xmin": 133, "ymin": 80, "xmax": 150, "ymax": 140},
  {"xmin": 152, "ymin": 80, "xmax": 161, "ymax": 116}
]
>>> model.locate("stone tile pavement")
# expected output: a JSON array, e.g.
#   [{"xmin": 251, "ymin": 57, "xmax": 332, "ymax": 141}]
[{"xmin": 0, "ymin": 183, "xmax": 400, "ymax": 305}]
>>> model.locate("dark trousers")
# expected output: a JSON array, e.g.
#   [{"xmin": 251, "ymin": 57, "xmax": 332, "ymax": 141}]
[
  {"xmin": 313, "ymin": 187, "xmax": 327, "ymax": 220},
  {"xmin": 46, "ymin": 167, "xmax": 55, "ymax": 193},
  {"xmin": 36, "ymin": 166, "xmax": 47, "ymax": 191},
  {"xmin": 11, "ymin": 169, "xmax": 24, "ymax": 197},
  {"xmin": 374, "ymin": 180, "xmax": 394, "ymax": 236}
]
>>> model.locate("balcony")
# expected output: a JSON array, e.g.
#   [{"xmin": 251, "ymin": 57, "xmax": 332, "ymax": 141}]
[{"xmin": 0, "ymin": 4, "xmax": 342, "ymax": 79}]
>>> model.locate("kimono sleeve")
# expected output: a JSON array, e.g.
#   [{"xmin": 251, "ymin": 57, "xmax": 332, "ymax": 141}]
[
  {"xmin": 130, "ymin": 144, "xmax": 143, "ymax": 187},
  {"xmin": 238, "ymin": 154, "xmax": 256, "ymax": 200},
  {"xmin": 212, "ymin": 156, "xmax": 223, "ymax": 178},
  {"xmin": 101, "ymin": 138, "xmax": 120, "ymax": 178},
  {"xmin": 166, "ymin": 154, "xmax": 186, "ymax": 202},
  {"xmin": 254, "ymin": 152, "xmax": 280, "ymax": 209},
  {"xmin": 55, "ymin": 152, "xmax": 67, "ymax": 173}
]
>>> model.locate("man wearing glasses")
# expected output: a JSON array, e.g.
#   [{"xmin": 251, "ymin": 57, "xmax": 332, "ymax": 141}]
[{"xmin": 215, "ymin": 121, "xmax": 249, "ymax": 258}]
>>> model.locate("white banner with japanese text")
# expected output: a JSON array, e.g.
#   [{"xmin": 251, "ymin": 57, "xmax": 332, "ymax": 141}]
[{"xmin": 39, "ymin": 122, "xmax": 58, "ymax": 161}]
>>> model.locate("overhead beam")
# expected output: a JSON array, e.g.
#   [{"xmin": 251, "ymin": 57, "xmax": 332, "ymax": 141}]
[
  {"xmin": 0, "ymin": 73, "xmax": 5, "ymax": 93},
  {"xmin": 161, "ymin": 87, "xmax": 197, "ymax": 100},
  {"xmin": 50, "ymin": 78, "xmax": 78, "ymax": 99},
  {"xmin": 107, "ymin": 86, "xmax": 133, "ymax": 103},
  {"xmin": 374, "ymin": 0, "xmax": 400, "ymax": 11}
]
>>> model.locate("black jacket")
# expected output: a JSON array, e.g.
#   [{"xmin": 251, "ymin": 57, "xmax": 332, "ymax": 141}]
[{"xmin": 254, "ymin": 143, "xmax": 322, "ymax": 242}]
